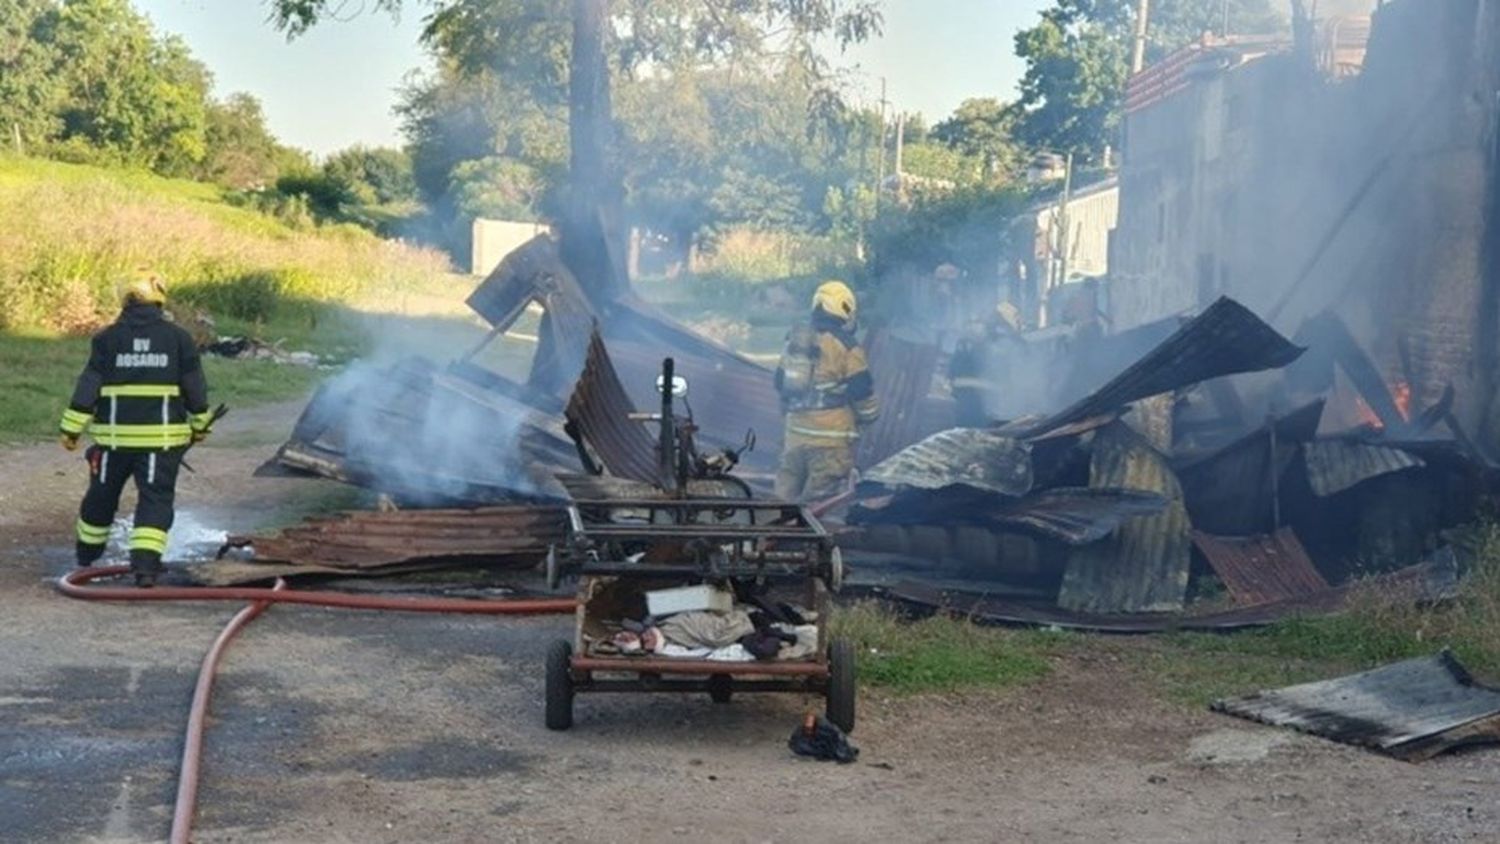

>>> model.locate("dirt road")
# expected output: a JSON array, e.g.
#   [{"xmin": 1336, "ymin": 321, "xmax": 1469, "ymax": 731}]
[{"xmin": 2, "ymin": 401, "xmax": 1498, "ymax": 843}]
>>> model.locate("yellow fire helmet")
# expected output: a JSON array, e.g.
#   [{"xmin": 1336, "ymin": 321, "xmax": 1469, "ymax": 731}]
[
  {"xmin": 812, "ymin": 279, "xmax": 857, "ymax": 324},
  {"xmin": 122, "ymin": 268, "xmax": 168, "ymax": 306}
]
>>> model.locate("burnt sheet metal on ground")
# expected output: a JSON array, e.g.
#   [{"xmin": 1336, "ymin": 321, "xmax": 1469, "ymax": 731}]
[
  {"xmin": 564, "ymin": 331, "xmax": 663, "ymax": 484},
  {"xmin": 855, "ymin": 331, "xmax": 949, "ymax": 470},
  {"xmin": 1059, "ymin": 421, "xmax": 1192, "ymax": 614},
  {"xmin": 224, "ymin": 506, "xmax": 566, "ymax": 571},
  {"xmin": 1213, "ymin": 650, "xmax": 1500, "ymax": 760},
  {"xmin": 883, "ymin": 559, "xmax": 1457, "ymax": 634},
  {"xmin": 276, "ymin": 357, "xmax": 577, "ymax": 504},
  {"xmin": 1176, "ymin": 400, "xmax": 1325, "ymax": 536},
  {"xmin": 1303, "ymin": 438, "xmax": 1426, "ymax": 497},
  {"xmin": 1020, "ymin": 297, "xmax": 1305, "ymax": 439},
  {"xmin": 1191, "ymin": 528, "xmax": 1329, "ymax": 606},
  {"xmin": 861, "ymin": 428, "xmax": 1033, "ymax": 496}
]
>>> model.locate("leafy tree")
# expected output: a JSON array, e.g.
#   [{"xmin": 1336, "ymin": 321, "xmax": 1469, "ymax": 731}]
[
  {"xmin": 324, "ymin": 145, "xmax": 418, "ymax": 205},
  {"xmin": 932, "ymin": 97, "xmax": 1023, "ymax": 182},
  {"xmin": 199, "ymin": 93, "xmax": 285, "ymax": 188},
  {"xmin": 0, "ymin": 0, "xmax": 67, "ymax": 153},
  {"xmin": 1011, "ymin": 0, "xmax": 1283, "ymax": 159},
  {"xmin": 269, "ymin": 0, "xmax": 884, "ymax": 287}
]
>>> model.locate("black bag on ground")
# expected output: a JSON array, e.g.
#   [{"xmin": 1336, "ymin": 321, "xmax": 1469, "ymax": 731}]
[{"xmin": 788, "ymin": 715, "xmax": 858, "ymax": 764}]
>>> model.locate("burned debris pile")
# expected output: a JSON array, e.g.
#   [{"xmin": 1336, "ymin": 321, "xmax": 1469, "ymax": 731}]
[
  {"xmin": 236, "ymin": 239, "xmax": 1491, "ymax": 628},
  {"xmin": 842, "ymin": 296, "xmax": 1494, "ymax": 620}
]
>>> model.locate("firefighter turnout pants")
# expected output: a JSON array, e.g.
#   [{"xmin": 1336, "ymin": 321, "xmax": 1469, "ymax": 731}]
[
  {"xmin": 775, "ymin": 441, "xmax": 854, "ymax": 503},
  {"xmin": 75, "ymin": 446, "xmax": 183, "ymax": 572}
]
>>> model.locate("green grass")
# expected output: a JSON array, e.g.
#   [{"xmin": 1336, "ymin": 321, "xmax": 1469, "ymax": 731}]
[
  {"xmin": 1139, "ymin": 524, "xmax": 1500, "ymax": 707},
  {"xmin": 831, "ymin": 601, "xmax": 1067, "ymax": 694}
]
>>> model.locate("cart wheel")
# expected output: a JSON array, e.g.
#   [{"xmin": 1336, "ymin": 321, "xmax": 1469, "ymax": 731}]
[
  {"xmin": 545, "ymin": 640, "xmax": 574, "ymax": 731},
  {"xmin": 707, "ymin": 674, "xmax": 733, "ymax": 704},
  {"xmin": 825, "ymin": 638, "xmax": 856, "ymax": 734}
]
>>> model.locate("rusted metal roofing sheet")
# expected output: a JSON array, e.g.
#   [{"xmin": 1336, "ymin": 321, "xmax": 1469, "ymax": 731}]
[
  {"xmin": 1125, "ymin": 36, "xmax": 1290, "ymax": 114},
  {"xmin": 1192, "ymin": 528, "xmax": 1329, "ymax": 606},
  {"xmin": 1060, "ymin": 421, "xmax": 1191, "ymax": 614},
  {"xmin": 884, "ymin": 558, "xmax": 1457, "ymax": 634},
  {"xmin": 1177, "ymin": 400, "xmax": 1325, "ymax": 536},
  {"xmin": 1021, "ymin": 297, "xmax": 1305, "ymax": 440},
  {"xmin": 855, "ymin": 331, "xmax": 946, "ymax": 469},
  {"xmin": 1213, "ymin": 650, "xmax": 1500, "ymax": 760},
  {"xmin": 225, "ymin": 506, "xmax": 566, "ymax": 571},
  {"xmin": 1303, "ymin": 439, "xmax": 1425, "ymax": 497},
  {"xmin": 861, "ymin": 428, "xmax": 1033, "ymax": 496},
  {"xmin": 564, "ymin": 331, "xmax": 662, "ymax": 485}
]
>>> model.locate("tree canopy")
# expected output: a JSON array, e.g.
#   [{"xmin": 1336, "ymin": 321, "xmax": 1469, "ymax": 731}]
[{"xmin": 1011, "ymin": 0, "xmax": 1284, "ymax": 160}]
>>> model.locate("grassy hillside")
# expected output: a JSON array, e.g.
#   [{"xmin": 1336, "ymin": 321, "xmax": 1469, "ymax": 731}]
[
  {"xmin": 0, "ymin": 156, "xmax": 452, "ymax": 330},
  {"xmin": 0, "ymin": 156, "xmax": 470, "ymax": 442}
]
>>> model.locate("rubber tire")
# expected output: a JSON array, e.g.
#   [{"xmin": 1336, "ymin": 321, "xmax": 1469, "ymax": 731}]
[
  {"xmin": 825, "ymin": 638, "xmax": 856, "ymax": 734},
  {"xmin": 707, "ymin": 674, "xmax": 733, "ymax": 704},
  {"xmin": 545, "ymin": 640, "xmax": 575, "ymax": 731}
]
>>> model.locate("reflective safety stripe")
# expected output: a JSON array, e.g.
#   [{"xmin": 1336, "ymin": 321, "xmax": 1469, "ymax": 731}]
[
  {"xmin": 99, "ymin": 450, "xmax": 109, "ymax": 484},
  {"xmin": 787, "ymin": 423, "xmax": 860, "ymax": 440},
  {"xmin": 129, "ymin": 526, "xmax": 169, "ymax": 555},
  {"xmin": 59, "ymin": 408, "xmax": 93, "ymax": 434},
  {"xmin": 90, "ymin": 423, "xmax": 192, "ymax": 449},
  {"xmin": 100, "ymin": 384, "xmax": 180, "ymax": 398},
  {"xmin": 76, "ymin": 519, "xmax": 112, "ymax": 545},
  {"xmin": 147, "ymin": 453, "xmax": 156, "ymax": 484}
]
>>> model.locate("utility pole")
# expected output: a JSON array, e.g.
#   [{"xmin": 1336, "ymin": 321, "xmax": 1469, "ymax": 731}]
[
  {"xmin": 1131, "ymin": 0, "xmax": 1151, "ymax": 74},
  {"xmin": 894, "ymin": 112, "xmax": 906, "ymax": 196},
  {"xmin": 10, "ymin": 123, "xmax": 21, "ymax": 156}
]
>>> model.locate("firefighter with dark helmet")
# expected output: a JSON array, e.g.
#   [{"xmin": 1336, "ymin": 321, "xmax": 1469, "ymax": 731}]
[
  {"xmin": 773, "ymin": 280, "xmax": 879, "ymax": 501},
  {"xmin": 59, "ymin": 270, "xmax": 212, "ymax": 587}
]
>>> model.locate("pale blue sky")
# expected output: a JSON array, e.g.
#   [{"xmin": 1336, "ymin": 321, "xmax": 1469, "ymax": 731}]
[{"xmin": 136, "ymin": 1, "xmax": 1051, "ymax": 157}]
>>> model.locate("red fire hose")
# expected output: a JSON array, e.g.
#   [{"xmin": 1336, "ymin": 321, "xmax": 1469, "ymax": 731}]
[{"xmin": 58, "ymin": 566, "xmax": 576, "ymax": 842}]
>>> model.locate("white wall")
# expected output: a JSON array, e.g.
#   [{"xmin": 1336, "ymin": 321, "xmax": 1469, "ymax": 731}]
[{"xmin": 471, "ymin": 218, "xmax": 551, "ymax": 276}]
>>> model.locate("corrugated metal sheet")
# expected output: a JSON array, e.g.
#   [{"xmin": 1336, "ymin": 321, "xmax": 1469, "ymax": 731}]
[
  {"xmin": 225, "ymin": 506, "xmax": 566, "ymax": 571},
  {"xmin": 993, "ymin": 487, "xmax": 1169, "ymax": 545},
  {"xmin": 564, "ymin": 331, "xmax": 662, "ymax": 484},
  {"xmin": 1177, "ymin": 400, "xmax": 1325, "ymax": 536},
  {"xmin": 884, "ymin": 558, "xmax": 1457, "ymax": 634},
  {"xmin": 862, "ymin": 429, "xmax": 1033, "ymax": 496},
  {"xmin": 847, "ymin": 486, "xmax": 1167, "ymax": 546},
  {"xmin": 1125, "ymin": 36, "xmax": 1290, "ymax": 114},
  {"xmin": 277, "ymin": 358, "xmax": 576, "ymax": 504},
  {"xmin": 1192, "ymin": 528, "xmax": 1329, "ymax": 606},
  {"xmin": 1303, "ymin": 439, "xmax": 1425, "ymax": 497},
  {"xmin": 855, "ymin": 330, "xmax": 947, "ymax": 469},
  {"xmin": 1059, "ymin": 421, "xmax": 1192, "ymax": 614},
  {"xmin": 1022, "ymin": 297, "xmax": 1305, "ymax": 440},
  {"xmin": 1213, "ymin": 650, "xmax": 1500, "ymax": 760}
]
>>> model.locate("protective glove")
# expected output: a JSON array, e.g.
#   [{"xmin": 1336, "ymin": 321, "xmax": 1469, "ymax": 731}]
[
  {"xmin": 60, "ymin": 433, "xmax": 80, "ymax": 452},
  {"xmin": 191, "ymin": 428, "xmax": 209, "ymax": 445}
]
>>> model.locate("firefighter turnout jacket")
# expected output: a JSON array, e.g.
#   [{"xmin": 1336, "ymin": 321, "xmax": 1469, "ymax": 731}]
[
  {"xmin": 60, "ymin": 304, "xmax": 211, "ymax": 449},
  {"xmin": 774, "ymin": 313, "xmax": 879, "ymax": 446}
]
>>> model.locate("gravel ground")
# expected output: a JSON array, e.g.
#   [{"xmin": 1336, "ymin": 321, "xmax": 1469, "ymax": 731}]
[{"xmin": 3, "ymin": 402, "xmax": 1500, "ymax": 843}]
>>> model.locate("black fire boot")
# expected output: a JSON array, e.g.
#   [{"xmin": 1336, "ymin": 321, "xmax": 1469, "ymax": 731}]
[
  {"xmin": 75, "ymin": 542, "xmax": 105, "ymax": 568},
  {"xmin": 129, "ymin": 551, "xmax": 162, "ymax": 589}
]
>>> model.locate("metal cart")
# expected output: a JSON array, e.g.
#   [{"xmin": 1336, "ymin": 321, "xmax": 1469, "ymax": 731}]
[{"xmin": 543, "ymin": 356, "xmax": 855, "ymax": 732}]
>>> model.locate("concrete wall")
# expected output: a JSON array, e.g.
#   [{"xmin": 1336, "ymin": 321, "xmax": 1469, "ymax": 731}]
[
  {"xmin": 471, "ymin": 218, "xmax": 551, "ymax": 277},
  {"xmin": 1110, "ymin": 0, "xmax": 1500, "ymax": 441}
]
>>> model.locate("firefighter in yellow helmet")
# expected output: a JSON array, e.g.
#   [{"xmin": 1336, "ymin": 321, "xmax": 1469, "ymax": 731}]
[
  {"xmin": 59, "ymin": 270, "xmax": 213, "ymax": 587},
  {"xmin": 773, "ymin": 280, "xmax": 879, "ymax": 501}
]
